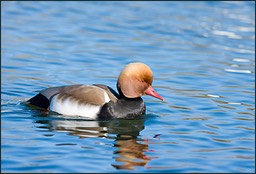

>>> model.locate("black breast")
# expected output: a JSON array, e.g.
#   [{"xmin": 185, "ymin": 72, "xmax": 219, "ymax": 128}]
[{"xmin": 98, "ymin": 97, "xmax": 146, "ymax": 120}]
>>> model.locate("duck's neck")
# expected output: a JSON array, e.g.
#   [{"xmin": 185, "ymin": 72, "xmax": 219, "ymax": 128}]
[{"xmin": 116, "ymin": 83, "xmax": 141, "ymax": 100}]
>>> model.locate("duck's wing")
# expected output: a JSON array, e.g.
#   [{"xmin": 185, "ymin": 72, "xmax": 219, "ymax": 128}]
[{"xmin": 27, "ymin": 84, "xmax": 118, "ymax": 110}]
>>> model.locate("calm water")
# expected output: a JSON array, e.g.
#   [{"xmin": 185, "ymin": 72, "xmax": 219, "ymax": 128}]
[{"xmin": 1, "ymin": 1, "xmax": 255, "ymax": 173}]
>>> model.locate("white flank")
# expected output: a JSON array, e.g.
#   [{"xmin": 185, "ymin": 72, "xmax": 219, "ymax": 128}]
[{"xmin": 50, "ymin": 94, "xmax": 100, "ymax": 119}]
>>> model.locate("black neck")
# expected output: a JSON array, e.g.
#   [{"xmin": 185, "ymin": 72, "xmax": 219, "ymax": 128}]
[{"xmin": 116, "ymin": 83, "xmax": 142, "ymax": 101}]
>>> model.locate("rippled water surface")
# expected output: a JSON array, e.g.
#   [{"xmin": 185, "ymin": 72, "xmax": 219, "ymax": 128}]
[{"xmin": 1, "ymin": 1, "xmax": 255, "ymax": 173}]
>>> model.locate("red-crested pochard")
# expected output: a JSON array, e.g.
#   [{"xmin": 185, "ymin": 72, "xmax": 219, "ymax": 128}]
[{"xmin": 27, "ymin": 62, "xmax": 164, "ymax": 119}]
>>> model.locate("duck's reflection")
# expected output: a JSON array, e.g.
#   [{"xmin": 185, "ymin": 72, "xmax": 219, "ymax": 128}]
[
  {"xmin": 35, "ymin": 117, "xmax": 150, "ymax": 170},
  {"xmin": 112, "ymin": 137, "xmax": 150, "ymax": 170}
]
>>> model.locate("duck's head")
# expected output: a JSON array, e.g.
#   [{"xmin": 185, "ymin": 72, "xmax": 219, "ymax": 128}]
[{"xmin": 117, "ymin": 62, "xmax": 164, "ymax": 101}]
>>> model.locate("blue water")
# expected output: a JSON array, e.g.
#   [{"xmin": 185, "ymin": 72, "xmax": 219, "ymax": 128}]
[{"xmin": 1, "ymin": 1, "xmax": 255, "ymax": 173}]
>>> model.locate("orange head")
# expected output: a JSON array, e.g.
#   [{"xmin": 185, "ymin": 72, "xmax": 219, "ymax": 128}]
[{"xmin": 117, "ymin": 62, "xmax": 164, "ymax": 101}]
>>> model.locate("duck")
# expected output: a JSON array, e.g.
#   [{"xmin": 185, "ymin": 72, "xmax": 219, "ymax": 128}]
[{"xmin": 27, "ymin": 62, "xmax": 164, "ymax": 120}]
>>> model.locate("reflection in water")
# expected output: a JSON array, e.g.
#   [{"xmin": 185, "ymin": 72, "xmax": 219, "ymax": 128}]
[
  {"xmin": 50, "ymin": 119, "xmax": 108, "ymax": 138},
  {"xmin": 34, "ymin": 116, "xmax": 150, "ymax": 170},
  {"xmin": 112, "ymin": 138, "xmax": 150, "ymax": 170}
]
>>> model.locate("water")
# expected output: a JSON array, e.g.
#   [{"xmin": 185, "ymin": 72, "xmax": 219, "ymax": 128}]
[{"xmin": 1, "ymin": 1, "xmax": 255, "ymax": 173}]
